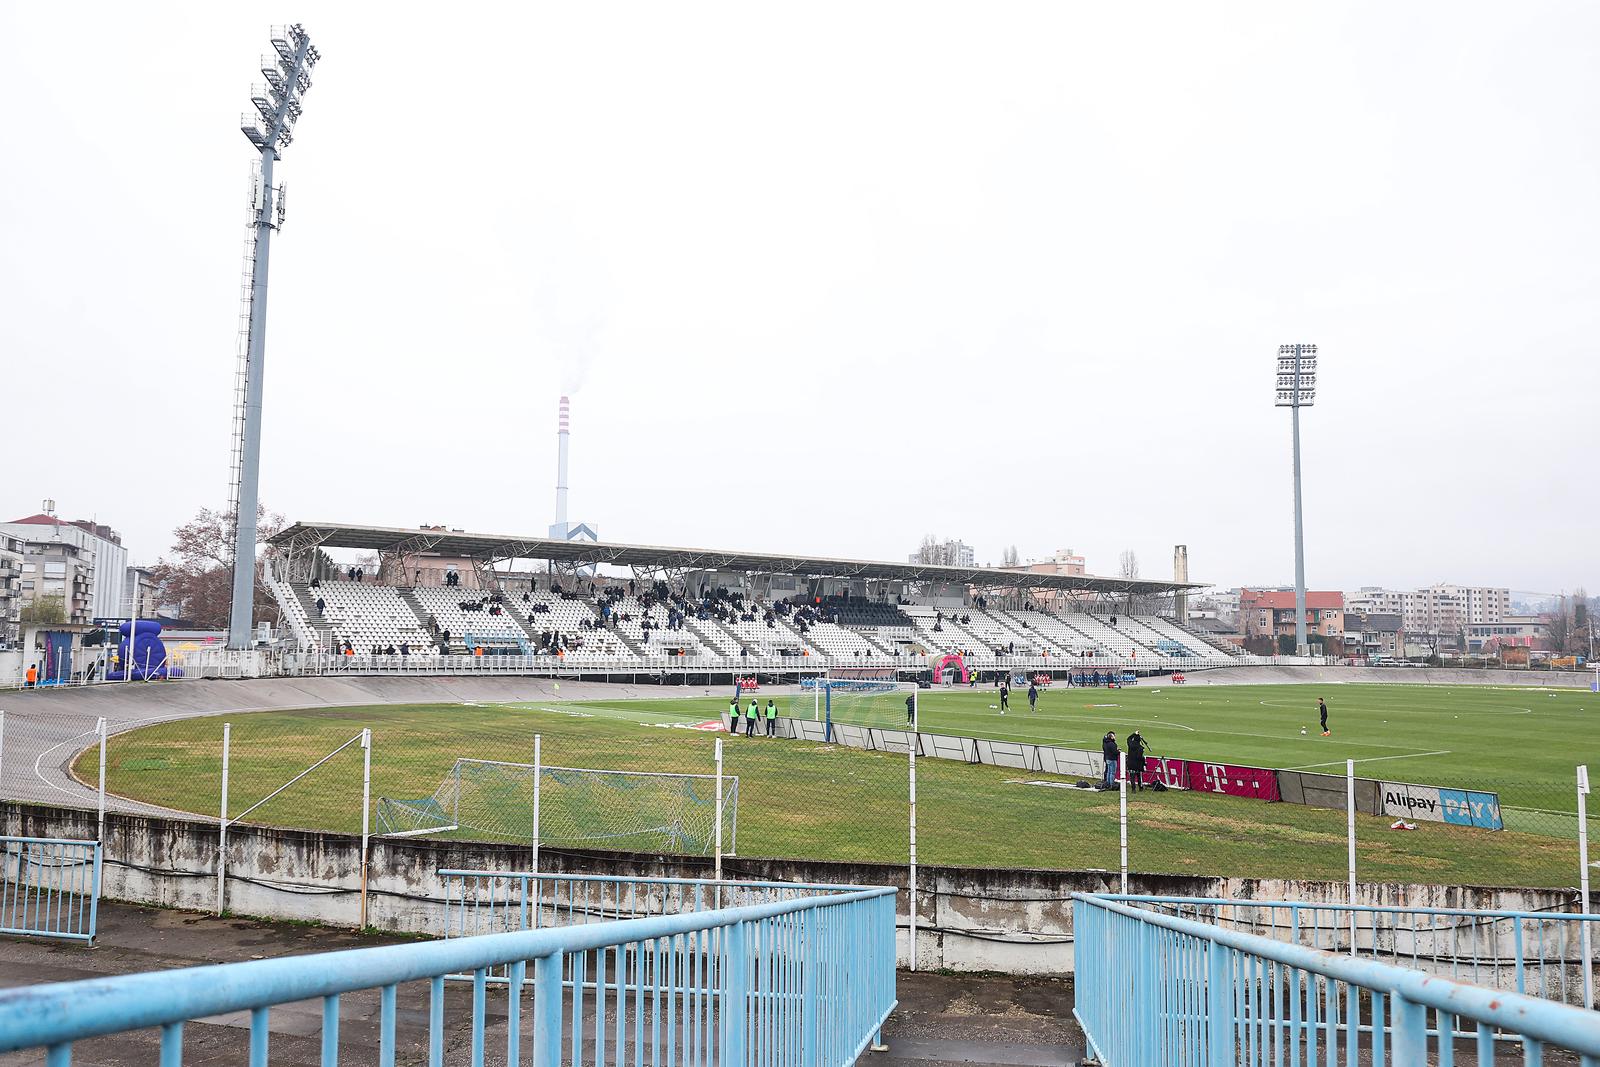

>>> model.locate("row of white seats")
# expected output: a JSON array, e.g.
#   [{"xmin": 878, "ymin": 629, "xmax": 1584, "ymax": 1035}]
[
  {"xmin": 603, "ymin": 595, "xmax": 718, "ymax": 655},
  {"xmin": 797, "ymin": 621, "xmax": 878, "ymax": 657},
  {"xmin": 310, "ymin": 581, "xmax": 432, "ymax": 652},
  {"xmin": 410, "ymin": 585, "xmax": 527, "ymax": 647}
]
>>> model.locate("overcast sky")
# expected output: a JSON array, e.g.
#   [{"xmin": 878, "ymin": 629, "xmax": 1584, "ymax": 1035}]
[{"xmin": 2, "ymin": 2, "xmax": 1595, "ymax": 595}]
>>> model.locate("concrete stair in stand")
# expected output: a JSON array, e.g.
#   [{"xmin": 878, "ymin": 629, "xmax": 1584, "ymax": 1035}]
[
  {"xmin": 289, "ymin": 582, "xmax": 335, "ymax": 650},
  {"xmin": 394, "ymin": 587, "xmax": 447, "ymax": 652}
]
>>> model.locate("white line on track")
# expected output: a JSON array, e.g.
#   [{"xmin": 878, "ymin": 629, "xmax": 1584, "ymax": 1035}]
[
  {"xmin": 30, "ymin": 712, "xmax": 183, "ymax": 804},
  {"xmin": 1284, "ymin": 750, "xmax": 1454, "ymax": 772}
]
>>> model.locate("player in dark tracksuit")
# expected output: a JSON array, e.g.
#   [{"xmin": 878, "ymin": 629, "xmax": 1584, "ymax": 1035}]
[
  {"xmin": 1027, "ymin": 682, "xmax": 1039, "ymax": 713},
  {"xmin": 999, "ymin": 682, "xmax": 1009, "ymax": 713},
  {"xmin": 1318, "ymin": 698, "xmax": 1330, "ymax": 736},
  {"xmin": 906, "ymin": 694, "xmax": 916, "ymax": 724}
]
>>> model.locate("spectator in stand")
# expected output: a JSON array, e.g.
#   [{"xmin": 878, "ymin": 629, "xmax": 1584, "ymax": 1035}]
[
  {"xmin": 400, "ymin": 642, "xmax": 409, "ymax": 657},
  {"xmin": 315, "ymin": 596, "xmax": 325, "ymax": 616}
]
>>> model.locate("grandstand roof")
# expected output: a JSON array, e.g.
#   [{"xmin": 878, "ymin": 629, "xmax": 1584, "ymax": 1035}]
[{"xmin": 268, "ymin": 521, "xmax": 1204, "ymax": 595}]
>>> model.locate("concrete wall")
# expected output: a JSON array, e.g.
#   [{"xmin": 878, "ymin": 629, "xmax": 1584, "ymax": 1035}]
[
  {"xmin": 1195, "ymin": 663, "xmax": 1595, "ymax": 687},
  {"xmin": 3, "ymin": 801, "xmax": 1580, "ymax": 975}
]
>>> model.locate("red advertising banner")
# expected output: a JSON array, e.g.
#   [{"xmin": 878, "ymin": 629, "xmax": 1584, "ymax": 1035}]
[{"xmin": 1137, "ymin": 758, "xmax": 1281, "ymax": 802}]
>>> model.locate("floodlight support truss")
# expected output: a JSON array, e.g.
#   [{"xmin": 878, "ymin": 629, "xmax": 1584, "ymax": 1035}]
[
  {"xmin": 1278, "ymin": 343, "xmax": 1317, "ymax": 657},
  {"xmin": 228, "ymin": 26, "xmax": 317, "ymax": 649}
]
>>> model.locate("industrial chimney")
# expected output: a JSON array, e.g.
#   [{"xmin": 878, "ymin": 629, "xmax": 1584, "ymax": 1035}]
[
  {"xmin": 552, "ymin": 395, "xmax": 570, "ymax": 538},
  {"xmin": 1173, "ymin": 544, "xmax": 1190, "ymax": 622}
]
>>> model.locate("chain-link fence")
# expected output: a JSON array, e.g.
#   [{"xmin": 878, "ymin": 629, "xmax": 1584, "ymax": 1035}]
[{"xmin": 2, "ymin": 692, "xmax": 1594, "ymax": 905}]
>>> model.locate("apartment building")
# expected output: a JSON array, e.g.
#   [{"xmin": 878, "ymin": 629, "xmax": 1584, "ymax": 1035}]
[{"xmin": 1239, "ymin": 588, "xmax": 1345, "ymax": 651}]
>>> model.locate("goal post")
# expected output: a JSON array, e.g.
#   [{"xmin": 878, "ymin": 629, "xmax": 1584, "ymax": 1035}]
[
  {"xmin": 376, "ymin": 756, "xmax": 738, "ymax": 858},
  {"xmin": 782, "ymin": 671, "xmax": 914, "ymax": 739}
]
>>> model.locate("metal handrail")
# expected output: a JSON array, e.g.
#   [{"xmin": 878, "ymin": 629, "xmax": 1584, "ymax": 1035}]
[
  {"xmin": 0, "ymin": 884, "xmax": 899, "ymax": 1063},
  {"xmin": 1094, "ymin": 893, "xmax": 1599, "ymax": 924},
  {"xmin": 1073, "ymin": 893, "xmax": 1600, "ymax": 1061}
]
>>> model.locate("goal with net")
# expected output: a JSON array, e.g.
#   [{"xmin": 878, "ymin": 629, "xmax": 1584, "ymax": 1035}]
[
  {"xmin": 780, "ymin": 675, "xmax": 912, "ymax": 736},
  {"xmin": 375, "ymin": 758, "xmax": 738, "ymax": 856}
]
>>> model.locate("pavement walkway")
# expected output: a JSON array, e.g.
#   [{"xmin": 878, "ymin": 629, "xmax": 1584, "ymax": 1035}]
[{"xmin": 0, "ymin": 903, "xmax": 1084, "ymax": 1067}]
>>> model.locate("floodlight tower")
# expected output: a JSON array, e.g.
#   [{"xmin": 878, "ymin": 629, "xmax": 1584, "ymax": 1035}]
[
  {"xmin": 1276, "ymin": 344, "xmax": 1318, "ymax": 656},
  {"xmin": 227, "ymin": 25, "xmax": 321, "ymax": 650}
]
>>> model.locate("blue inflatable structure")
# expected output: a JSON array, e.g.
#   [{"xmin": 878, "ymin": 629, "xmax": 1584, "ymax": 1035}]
[{"xmin": 108, "ymin": 620, "xmax": 183, "ymax": 681}]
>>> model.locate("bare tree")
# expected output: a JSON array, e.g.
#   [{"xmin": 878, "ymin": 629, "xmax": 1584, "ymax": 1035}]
[
  {"xmin": 1545, "ymin": 595, "xmax": 1574, "ymax": 656},
  {"xmin": 913, "ymin": 534, "xmax": 944, "ymax": 566},
  {"xmin": 1001, "ymin": 545, "xmax": 1020, "ymax": 568},
  {"xmin": 1118, "ymin": 550, "xmax": 1139, "ymax": 579},
  {"xmin": 150, "ymin": 503, "xmax": 284, "ymax": 628}
]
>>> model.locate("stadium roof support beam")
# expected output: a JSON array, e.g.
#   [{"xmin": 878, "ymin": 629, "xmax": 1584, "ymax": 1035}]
[{"xmin": 267, "ymin": 521, "xmax": 1207, "ymax": 597}]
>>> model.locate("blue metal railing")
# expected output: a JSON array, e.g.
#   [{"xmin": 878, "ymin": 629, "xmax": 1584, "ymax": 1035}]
[
  {"xmin": 440, "ymin": 870, "xmax": 875, "ymax": 937},
  {"xmin": 0, "ymin": 883, "xmax": 898, "ymax": 1067},
  {"xmin": 1096, "ymin": 893, "xmax": 1600, "ymax": 1010},
  {"xmin": 1073, "ymin": 893, "xmax": 1600, "ymax": 1065},
  {"xmin": 0, "ymin": 836, "xmax": 101, "ymax": 943}
]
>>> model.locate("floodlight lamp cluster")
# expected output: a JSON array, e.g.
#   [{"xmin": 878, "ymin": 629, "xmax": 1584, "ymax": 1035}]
[
  {"xmin": 241, "ymin": 24, "xmax": 320, "ymax": 153},
  {"xmin": 1274, "ymin": 343, "xmax": 1318, "ymax": 408}
]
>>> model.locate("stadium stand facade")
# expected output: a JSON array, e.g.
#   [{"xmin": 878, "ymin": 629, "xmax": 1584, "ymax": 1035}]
[{"xmin": 260, "ymin": 522, "xmax": 1243, "ymax": 673}]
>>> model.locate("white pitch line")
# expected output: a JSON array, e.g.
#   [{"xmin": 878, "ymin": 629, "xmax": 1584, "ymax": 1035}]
[{"xmin": 1285, "ymin": 750, "xmax": 1453, "ymax": 772}]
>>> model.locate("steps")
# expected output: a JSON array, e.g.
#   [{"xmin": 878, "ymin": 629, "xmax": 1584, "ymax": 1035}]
[
  {"xmin": 394, "ymin": 587, "xmax": 447, "ymax": 652},
  {"xmin": 1176, "ymin": 621, "xmax": 1245, "ymax": 657},
  {"xmin": 686, "ymin": 617, "xmax": 741, "ymax": 656},
  {"xmin": 288, "ymin": 581, "xmax": 335, "ymax": 650},
  {"xmin": 773, "ymin": 615, "xmax": 821, "ymax": 656}
]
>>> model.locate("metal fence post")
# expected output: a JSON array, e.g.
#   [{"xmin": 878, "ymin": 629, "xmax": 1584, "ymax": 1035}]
[
  {"xmin": 714, "ymin": 738, "xmax": 724, "ymax": 882},
  {"xmin": 1119, "ymin": 752, "xmax": 1129, "ymax": 894},
  {"xmin": 532, "ymin": 950, "xmax": 563, "ymax": 1067},
  {"xmin": 1347, "ymin": 758, "xmax": 1358, "ymax": 956},
  {"xmin": 359, "ymin": 728, "xmax": 371, "ymax": 929},
  {"xmin": 801, "ymin": 909, "xmax": 819, "ymax": 1067},
  {"xmin": 1579, "ymin": 764, "xmax": 1593, "ymax": 1011},
  {"xmin": 95, "ymin": 718, "xmax": 107, "ymax": 842},
  {"xmin": 909, "ymin": 687, "xmax": 918, "ymax": 972},
  {"xmin": 217, "ymin": 722, "xmax": 231, "ymax": 916},
  {"xmin": 1207, "ymin": 939, "xmax": 1231, "ymax": 1064},
  {"xmin": 721, "ymin": 919, "xmax": 747, "ymax": 1067},
  {"xmin": 0, "ymin": 710, "xmax": 6, "ymax": 803},
  {"xmin": 532, "ymin": 734, "xmax": 541, "ymax": 873}
]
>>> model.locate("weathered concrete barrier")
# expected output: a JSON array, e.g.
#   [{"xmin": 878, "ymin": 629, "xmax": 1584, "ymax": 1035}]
[{"xmin": 1, "ymin": 801, "xmax": 1578, "ymax": 974}]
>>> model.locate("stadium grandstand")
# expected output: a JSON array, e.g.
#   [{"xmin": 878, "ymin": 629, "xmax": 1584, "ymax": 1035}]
[{"xmin": 263, "ymin": 521, "xmax": 1237, "ymax": 677}]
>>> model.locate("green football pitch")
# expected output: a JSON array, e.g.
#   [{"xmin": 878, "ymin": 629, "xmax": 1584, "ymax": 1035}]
[{"xmin": 77, "ymin": 683, "xmax": 1597, "ymax": 888}]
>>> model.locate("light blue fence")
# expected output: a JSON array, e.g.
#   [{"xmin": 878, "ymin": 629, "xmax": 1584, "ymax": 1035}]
[
  {"xmin": 0, "ymin": 835, "xmax": 101, "ymax": 943},
  {"xmin": 1074, "ymin": 893, "xmax": 1600, "ymax": 1065},
  {"xmin": 0, "ymin": 883, "xmax": 898, "ymax": 1067},
  {"xmin": 440, "ymin": 870, "xmax": 874, "ymax": 937},
  {"xmin": 1096, "ymin": 893, "xmax": 1599, "ymax": 1010}
]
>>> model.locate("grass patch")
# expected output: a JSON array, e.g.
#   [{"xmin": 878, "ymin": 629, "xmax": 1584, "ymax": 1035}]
[{"xmin": 72, "ymin": 684, "xmax": 1589, "ymax": 888}]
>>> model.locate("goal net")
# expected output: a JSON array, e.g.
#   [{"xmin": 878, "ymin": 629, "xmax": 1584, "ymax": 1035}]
[
  {"xmin": 375, "ymin": 758, "xmax": 738, "ymax": 856},
  {"xmin": 780, "ymin": 677, "xmax": 912, "ymax": 731}
]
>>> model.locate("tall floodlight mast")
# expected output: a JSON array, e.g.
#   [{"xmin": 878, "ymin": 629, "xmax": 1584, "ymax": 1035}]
[
  {"xmin": 1275, "ymin": 344, "xmax": 1318, "ymax": 656},
  {"xmin": 227, "ymin": 25, "xmax": 321, "ymax": 650}
]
